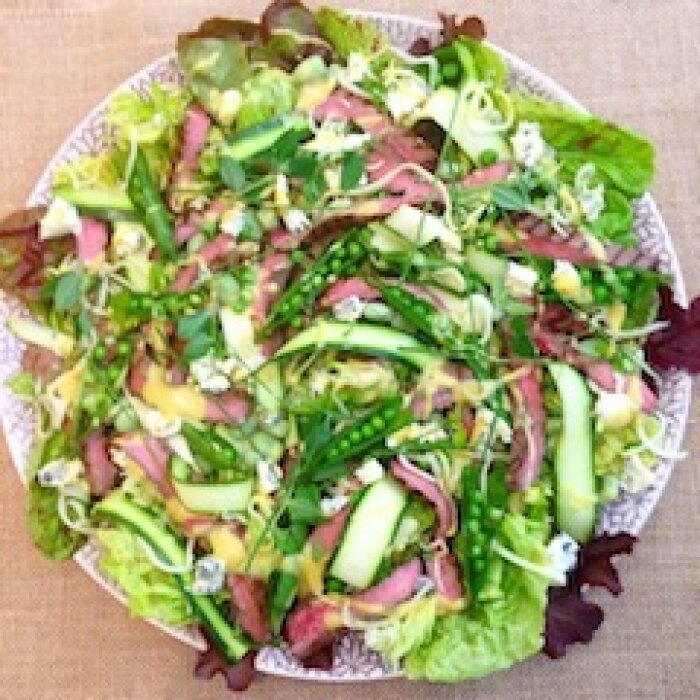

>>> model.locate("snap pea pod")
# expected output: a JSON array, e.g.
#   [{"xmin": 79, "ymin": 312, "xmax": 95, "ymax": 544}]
[
  {"xmin": 181, "ymin": 423, "xmax": 240, "ymax": 473},
  {"xmin": 457, "ymin": 465, "xmax": 507, "ymax": 600},
  {"xmin": 304, "ymin": 396, "xmax": 414, "ymax": 481},
  {"xmin": 127, "ymin": 147, "xmax": 175, "ymax": 257},
  {"xmin": 262, "ymin": 233, "xmax": 367, "ymax": 336},
  {"xmin": 268, "ymin": 571, "xmax": 299, "ymax": 635}
]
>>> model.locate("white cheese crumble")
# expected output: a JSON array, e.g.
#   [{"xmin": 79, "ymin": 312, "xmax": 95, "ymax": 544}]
[
  {"xmin": 546, "ymin": 533, "xmax": 580, "ymax": 584},
  {"xmin": 355, "ymin": 458, "xmax": 385, "ymax": 485},
  {"xmin": 505, "ymin": 261, "xmax": 539, "ymax": 298},
  {"xmin": 593, "ymin": 390, "xmax": 638, "ymax": 430},
  {"xmin": 40, "ymin": 197, "xmax": 81, "ymax": 240},
  {"xmin": 111, "ymin": 221, "xmax": 147, "ymax": 258},
  {"xmin": 320, "ymin": 494, "xmax": 349, "ymax": 517},
  {"xmin": 219, "ymin": 204, "xmax": 247, "ymax": 238},
  {"xmin": 189, "ymin": 355, "xmax": 237, "ymax": 393},
  {"xmin": 574, "ymin": 163, "xmax": 605, "ymax": 223},
  {"xmin": 510, "ymin": 121, "xmax": 546, "ymax": 169},
  {"xmin": 37, "ymin": 458, "xmax": 84, "ymax": 488},
  {"xmin": 257, "ymin": 460, "xmax": 283, "ymax": 495},
  {"xmin": 283, "ymin": 208, "xmax": 311, "ymax": 235},
  {"xmin": 332, "ymin": 295, "xmax": 365, "ymax": 322},
  {"xmin": 191, "ymin": 556, "xmax": 227, "ymax": 595}
]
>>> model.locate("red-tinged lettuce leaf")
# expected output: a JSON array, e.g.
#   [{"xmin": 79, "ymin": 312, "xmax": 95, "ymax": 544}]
[
  {"xmin": 544, "ymin": 533, "xmax": 636, "ymax": 660},
  {"xmin": 439, "ymin": 13, "xmax": 487, "ymax": 43},
  {"xmin": 645, "ymin": 286, "xmax": 700, "ymax": 373},
  {"xmin": 544, "ymin": 584, "xmax": 604, "ymax": 659},
  {"xmin": 409, "ymin": 13, "xmax": 486, "ymax": 55},
  {"xmin": 260, "ymin": 0, "xmax": 320, "ymax": 39},
  {"xmin": 194, "ymin": 634, "xmax": 257, "ymax": 692},
  {"xmin": 0, "ymin": 206, "xmax": 73, "ymax": 303},
  {"xmin": 575, "ymin": 533, "xmax": 636, "ymax": 595}
]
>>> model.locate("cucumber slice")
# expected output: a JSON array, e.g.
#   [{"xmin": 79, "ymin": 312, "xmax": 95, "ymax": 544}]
[
  {"xmin": 549, "ymin": 363, "xmax": 596, "ymax": 543},
  {"xmin": 330, "ymin": 477, "xmax": 407, "ymax": 589},
  {"xmin": 226, "ymin": 114, "xmax": 306, "ymax": 162},
  {"xmin": 275, "ymin": 321, "xmax": 439, "ymax": 368},
  {"xmin": 93, "ymin": 492, "xmax": 248, "ymax": 661},
  {"xmin": 52, "ymin": 185, "xmax": 135, "ymax": 218},
  {"xmin": 172, "ymin": 479, "xmax": 254, "ymax": 515}
]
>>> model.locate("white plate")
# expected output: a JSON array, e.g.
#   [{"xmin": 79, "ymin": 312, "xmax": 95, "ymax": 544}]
[{"xmin": 0, "ymin": 10, "xmax": 691, "ymax": 682}]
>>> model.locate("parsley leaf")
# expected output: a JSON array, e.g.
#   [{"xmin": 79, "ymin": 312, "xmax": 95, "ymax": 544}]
[
  {"xmin": 219, "ymin": 156, "xmax": 246, "ymax": 192},
  {"xmin": 340, "ymin": 151, "xmax": 366, "ymax": 190},
  {"xmin": 53, "ymin": 271, "xmax": 83, "ymax": 312}
]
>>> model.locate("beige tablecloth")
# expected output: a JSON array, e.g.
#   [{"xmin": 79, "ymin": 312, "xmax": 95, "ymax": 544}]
[{"xmin": 1, "ymin": 2, "xmax": 699, "ymax": 698}]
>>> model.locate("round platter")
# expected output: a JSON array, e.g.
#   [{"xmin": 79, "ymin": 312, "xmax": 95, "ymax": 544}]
[{"xmin": 0, "ymin": 10, "xmax": 691, "ymax": 682}]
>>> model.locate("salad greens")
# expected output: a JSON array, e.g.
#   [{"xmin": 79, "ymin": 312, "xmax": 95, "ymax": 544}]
[{"xmin": 2, "ymin": 2, "xmax": 683, "ymax": 692}]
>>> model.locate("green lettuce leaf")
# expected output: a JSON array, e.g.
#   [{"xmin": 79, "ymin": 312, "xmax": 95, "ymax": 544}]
[
  {"xmin": 52, "ymin": 151, "xmax": 122, "ymax": 190},
  {"xmin": 588, "ymin": 188, "xmax": 634, "ymax": 245},
  {"xmin": 27, "ymin": 483, "xmax": 86, "ymax": 560},
  {"xmin": 404, "ymin": 514, "xmax": 550, "ymax": 681},
  {"xmin": 453, "ymin": 38, "xmax": 508, "ymax": 88},
  {"xmin": 96, "ymin": 527, "xmax": 194, "ymax": 626},
  {"xmin": 107, "ymin": 84, "xmax": 190, "ymax": 185},
  {"xmin": 365, "ymin": 595, "xmax": 439, "ymax": 667},
  {"xmin": 512, "ymin": 94, "xmax": 654, "ymax": 197},
  {"xmin": 315, "ymin": 6, "xmax": 389, "ymax": 58},
  {"xmin": 236, "ymin": 68, "xmax": 297, "ymax": 130}
]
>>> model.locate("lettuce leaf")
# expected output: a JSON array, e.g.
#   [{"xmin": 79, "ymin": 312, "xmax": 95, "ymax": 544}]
[
  {"xmin": 512, "ymin": 94, "xmax": 654, "ymax": 197},
  {"xmin": 52, "ymin": 151, "xmax": 122, "ymax": 190},
  {"xmin": 96, "ymin": 527, "xmax": 194, "ymax": 626},
  {"xmin": 235, "ymin": 68, "xmax": 297, "ymax": 130},
  {"xmin": 453, "ymin": 37, "xmax": 508, "ymax": 88},
  {"xmin": 404, "ymin": 514, "xmax": 549, "ymax": 681},
  {"xmin": 107, "ymin": 84, "xmax": 190, "ymax": 185},
  {"xmin": 315, "ymin": 6, "xmax": 389, "ymax": 58},
  {"xmin": 27, "ymin": 483, "xmax": 86, "ymax": 560}
]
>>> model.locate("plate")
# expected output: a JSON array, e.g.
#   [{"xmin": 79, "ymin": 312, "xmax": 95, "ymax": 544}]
[{"xmin": 0, "ymin": 10, "xmax": 691, "ymax": 682}]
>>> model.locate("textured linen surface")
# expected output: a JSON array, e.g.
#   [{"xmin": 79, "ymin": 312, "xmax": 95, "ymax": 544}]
[{"xmin": 0, "ymin": 1, "xmax": 698, "ymax": 699}]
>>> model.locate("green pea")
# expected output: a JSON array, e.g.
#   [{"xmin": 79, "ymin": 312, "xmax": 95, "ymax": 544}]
[
  {"xmin": 472, "ymin": 558, "xmax": 486, "ymax": 573},
  {"xmin": 290, "ymin": 317, "xmax": 303, "ymax": 329},
  {"xmin": 469, "ymin": 489, "xmax": 485, "ymax": 504},
  {"xmin": 92, "ymin": 343, "xmax": 105, "ymax": 361},
  {"xmin": 332, "ymin": 242, "xmax": 345, "ymax": 258},
  {"xmin": 107, "ymin": 365, "xmax": 121, "ymax": 382},
  {"xmin": 441, "ymin": 62, "xmax": 460, "ymax": 80},
  {"xmin": 469, "ymin": 544, "xmax": 485, "ymax": 560},
  {"xmin": 290, "ymin": 250, "xmax": 306, "ymax": 265},
  {"xmin": 371, "ymin": 416, "xmax": 385, "ymax": 431},
  {"xmin": 383, "ymin": 406, "xmax": 397, "ymax": 421},
  {"xmin": 361, "ymin": 423, "xmax": 374, "ymax": 439},
  {"xmin": 326, "ymin": 273, "xmax": 338, "ymax": 284},
  {"xmin": 466, "ymin": 519, "xmax": 481, "ymax": 535},
  {"xmin": 141, "ymin": 296, "xmax": 153, "ymax": 310},
  {"xmin": 117, "ymin": 341, "xmax": 131, "ymax": 357},
  {"xmin": 328, "ymin": 447, "xmax": 339, "ymax": 459},
  {"xmin": 340, "ymin": 439, "xmax": 350, "ymax": 451},
  {"xmin": 487, "ymin": 506, "xmax": 504, "ymax": 522},
  {"xmin": 330, "ymin": 259, "xmax": 343, "ymax": 273},
  {"xmin": 479, "ymin": 149, "xmax": 499, "ymax": 167},
  {"xmin": 592, "ymin": 283, "xmax": 610, "ymax": 304},
  {"xmin": 468, "ymin": 503, "xmax": 482, "ymax": 519},
  {"xmin": 223, "ymin": 447, "xmax": 237, "ymax": 463},
  {"xmin": 188, "ymin": 292, "xmax": 203, "ymax": 306},
  {"xmin": 312, "ymin": 275, "xmax": 324, "ymax": 287},
  {"xmin": 617, "ymin": 268, "xmax": 636, "ymax": 284},
  {"xmin": 484, "ymin": 234, "xmax": 499, "ymax": 252},
  {"xmin": 347, "ymin": 242, "xmax": 363, "ymax": 259},
  {"xmin": 165, "ymin": 296, "xmax": 180, "ymax": 313},
  {"xmin": 280, "ymin": 301, "xmax": 291, "ymax": 313},
  {"xmin": 349, "ymin": 431, "xmax": 362, "ymax": 444},
  {"xmin": 291, "ymin": 294, "xmax": 304, "ymax": 308},
  {"xmin": 579, "ymin": 267, "xmax": 593, "ymax": 283}
]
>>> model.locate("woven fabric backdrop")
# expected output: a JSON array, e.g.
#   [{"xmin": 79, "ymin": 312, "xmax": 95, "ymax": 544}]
[{"xmin": 0, "ymin": 1, "xmax": 698, "ymax": 699}]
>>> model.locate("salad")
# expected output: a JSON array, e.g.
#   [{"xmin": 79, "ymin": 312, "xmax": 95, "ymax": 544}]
[{"xmin": 0, "ymin": 2, "xmax": 694, "ymax": 691}]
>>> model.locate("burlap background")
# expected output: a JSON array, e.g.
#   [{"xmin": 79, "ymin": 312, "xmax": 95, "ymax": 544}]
[{"xmin": 0, "ymin": 1, "xmax": 698, "ymax": 698}]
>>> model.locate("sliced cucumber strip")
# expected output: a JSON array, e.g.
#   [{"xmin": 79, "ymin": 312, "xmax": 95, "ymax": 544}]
[
  {"xmin": 172, "ymin": 479, "xmax": 254, "ymax": 515},
  {"xmin": 93, "ymin": 492, "xmax": 249, "ymax": 661},
  {"xmin": 330, "ymin": 477, "xmax": 407, "ymax": 589},
  {"xmin": 275, "ymin": 321, "xmax": 439, "ymax": 368},
  {"xmin": 549, "ymin": 363, "xmax": 596, "ymax": 543}
]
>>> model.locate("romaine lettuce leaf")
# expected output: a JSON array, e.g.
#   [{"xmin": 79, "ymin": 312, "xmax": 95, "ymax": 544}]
[
  {"xmin": 404, "ymin": 514, "xmax": 550, "ymax": 681},
  {"xmin": 96, "ymin": 527, "xmax": 194, "ymax": 626},
  {"xmin": 453, "ymin": 37, "xmax": 508, "ymax": 88},
  {"xmin": 512, "ymin": 94, "xmax": 654, "ymax": 197},
  {"xmin": 315, "ymin": 6, "xmax": 389, "ymax": 58}
]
